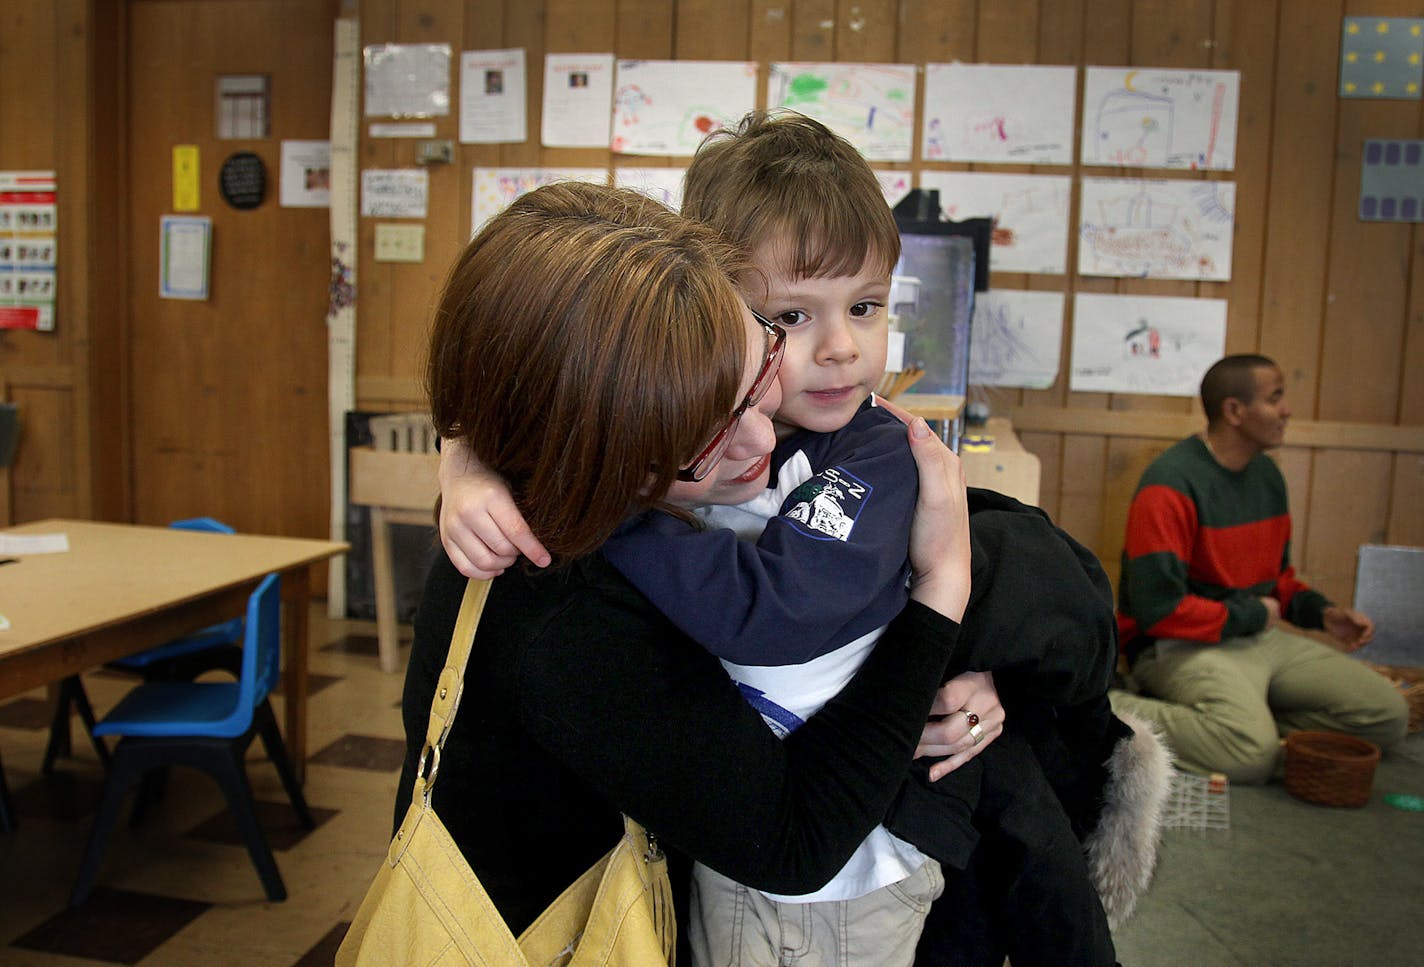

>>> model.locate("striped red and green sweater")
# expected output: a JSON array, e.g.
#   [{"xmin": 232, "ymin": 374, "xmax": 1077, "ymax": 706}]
[{"xmin": 1116, "ymin": 435, "xmax": 1330, "ymax": 651}]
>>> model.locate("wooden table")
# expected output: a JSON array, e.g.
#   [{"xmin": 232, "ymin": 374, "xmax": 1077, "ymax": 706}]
[{"xmin": 0, "ymin": 519, "xmax": 347, "ymax": 782}]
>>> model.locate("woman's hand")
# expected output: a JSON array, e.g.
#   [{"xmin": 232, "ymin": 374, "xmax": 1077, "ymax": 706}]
[
  {"xmin": 915, "ymin": 671, "xmax": 1003, "ymax": 780},
  {"xmin": 438, "ymin": 437, "xmax": 551, "ymax": 578},
  {"xmin": 874, "ymin": 397, "xmax": 971, "ymax": 623}
]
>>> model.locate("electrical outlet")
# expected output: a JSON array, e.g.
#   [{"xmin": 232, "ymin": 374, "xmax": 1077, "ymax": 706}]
[{"xmin": 374, "ymin": 223, "xmax": 425, "ymax": 263}]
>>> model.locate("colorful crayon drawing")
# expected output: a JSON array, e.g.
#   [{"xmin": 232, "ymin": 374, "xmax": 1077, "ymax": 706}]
[
  {"xmin": 1078, "ymin": 178, "xmax": 1235, "ymax": 280},
  {"xmin": 611, "ymin": 60, "xmax": 756, "ymax": 157},
  {"xmin": 1070, "ymin": 292, "xmax": 1226, "ymax": 396},
  {"xmin": 470, "ymin": 167, "xmax": 608, "ymax": 234},
  {"xmin": 1081, "ymin": 67, "xmax": 1239, "ymax": 171},
  {"xmin": 922, "ymin": 64, "xmax": 1076, "ymax": 165},
  {"xmin": 769, "ymin": 63, "xmax": 916, "ymax": 161},
  {"xmin": 969, "ymin": 290, "xmax": 1064, "ymax": 389},
  {"xmin": 919, "ymin": 171, "xmax": 1072, "ymax": 275}
]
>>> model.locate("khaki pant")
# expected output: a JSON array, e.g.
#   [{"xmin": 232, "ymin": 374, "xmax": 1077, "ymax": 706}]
[
  {"xmin": 687, "ymin": 860, "xmax": 943, "ymax": 967},
  {"xmin": 1114, "ymin": 627, "xmax": 1409, "ymax": 783}
]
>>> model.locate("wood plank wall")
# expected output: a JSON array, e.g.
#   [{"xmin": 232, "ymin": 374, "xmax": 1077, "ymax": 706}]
[{"xmin": 3, "ymin": 0, "xmax": 1422, "ymax": 606}]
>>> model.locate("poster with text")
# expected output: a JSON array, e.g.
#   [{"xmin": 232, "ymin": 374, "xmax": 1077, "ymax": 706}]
[
  {"xmin": 969, "ymin": 290, "xmax": 1064, "ymax": 389},
  {"xmin": 917, "ymin": 171, "xmax": 1072, "ymax": 274},
  {"xmin": 611, "ymin": 60, "xmax": 756, "ymax": 156},
  {"xmin": 543, "ymin": 53, "xmax": 616, "ymax": 147},
  {"xmin": 471, "ymin": 167, "xmax": 608, "ymax": 234},
  {"xmin": 923, "ymin": 64, "xmax": 1076, "ymax": 165},
  {"xmin": 1078, "ymin": 177, "xmax": 1236, "ymax": 280},
  {"xmin": 768, "ymin": 63, "xmax": 916, "ymax": 161},
  {"xmin": 1081, "ymin": 67, "xmax": 1239, "ymax": 170},
  {"xmin": 460, "ymin": 48, "xmax": 527, "ymax": 143},
  {"xmin": 1070, "ymin": 292, "xmax": 1225, "ymax": 396}
]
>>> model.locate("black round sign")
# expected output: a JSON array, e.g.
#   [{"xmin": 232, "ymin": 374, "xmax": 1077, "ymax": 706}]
[{"xmin": 219, "ymin": 152, "xmax": 266, "ymax": 210}]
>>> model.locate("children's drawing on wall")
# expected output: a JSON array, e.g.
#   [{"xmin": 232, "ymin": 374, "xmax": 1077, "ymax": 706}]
[
  {"xmin": 613, "ymin": 167, "xmax": 687, "ymax": 210},
  {"xmin": 874, "ymin": 169, "xmax": 912, "ymax": 209},
  {"xmin": 918, "ymin": 171, "xmax": 1071, "ymax": 274},
  {"xmin": 1070, "ymin": 292, "xmax": 1226, "ymax": 395},
  {"xmin": 969, "ymin": 290, "xmax": 1064, "ymax": 389},
  {"xmin": 922, "ymin": 63, "xmax": 1076, "ymax": 165},
  {"xmin": 1081, "ymin": 67, "xmax": 1239, "ymax": 171},
  {"xmin": 470, "ymin": 167, "xmax": 607, "ymax": 234},
  {"xmin": 611, "ymin": 60, "xmax": 756, "ymax": 156},
  {"xmin": 1078, "ymin": 178, "xmax": 1236, "ymax": 280},
  {"xmin": 768, "ymin": 63, "xmax": 916, "ymax": 161}
]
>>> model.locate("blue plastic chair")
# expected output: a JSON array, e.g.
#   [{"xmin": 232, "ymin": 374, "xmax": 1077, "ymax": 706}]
[
  {"xmin": 43, "ymin": 518, "xmax": 245, "ymax": 774},
  {"xmin": 69, "ymin": 572, "xmax": 314, "ymax": 905}
]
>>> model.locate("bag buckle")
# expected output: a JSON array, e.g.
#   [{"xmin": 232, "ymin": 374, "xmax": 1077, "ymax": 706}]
[{"xmin": 417, "ymin": 742, "xmax": 441, "ymax": 803}]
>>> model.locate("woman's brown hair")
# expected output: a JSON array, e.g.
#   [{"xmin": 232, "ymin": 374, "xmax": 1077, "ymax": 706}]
[{"xmin": 426, "ymin": 182, "xmax": 748, "ymax": 563}]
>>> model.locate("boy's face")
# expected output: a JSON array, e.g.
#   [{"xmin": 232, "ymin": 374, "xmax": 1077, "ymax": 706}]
[{"xmin": 748, "ymin": 240, "xmax": 890, "ymax": 439}]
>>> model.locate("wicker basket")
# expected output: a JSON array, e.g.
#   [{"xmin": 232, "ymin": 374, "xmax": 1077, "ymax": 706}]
[{"xmin": 1283, "ymin": 731, "xmax": 1381, "ymax": 808}]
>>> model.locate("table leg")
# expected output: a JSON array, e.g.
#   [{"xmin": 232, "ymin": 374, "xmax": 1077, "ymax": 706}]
[{"xmin": 281, "ymin": 568, "xmax": 312, "ymax": 785}]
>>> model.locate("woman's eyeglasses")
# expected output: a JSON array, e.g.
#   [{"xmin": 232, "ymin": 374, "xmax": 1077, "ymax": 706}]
[{"xmin": 677, "ymin": 309, "xmax": 786, "ymax": 482}]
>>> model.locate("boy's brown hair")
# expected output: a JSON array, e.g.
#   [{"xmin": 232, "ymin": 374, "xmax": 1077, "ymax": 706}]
[
  {"xmin": 427, "ymin": 182, "xmax": 748, "ymax": 562},
  {"xmin": 682, "ymin": 110, "xmax": 901, "ymax": 282}
]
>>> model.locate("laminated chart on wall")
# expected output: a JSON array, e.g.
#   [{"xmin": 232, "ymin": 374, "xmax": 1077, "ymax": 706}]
[
  {"xmin": 969, "ymin": 290, "xmax": 1064, "ymax": 389},
  {"xmin": 613, "ymin": 167, "xmax": 686, "ymax": 210},
  {"xmin": 0, "ymin": 171, "xmax": 57, "ymax": 331},
  {"xmin": 611, "ymin": 60, "xmax": 756, "ymax": 157},
  {"xmin": 1359, "ymin": 139, "xmax": 1424, "ymax": 221},
  {"xmin": 1340, "ymin": 17, "xmax": 1424, "ymax": 99},
  {"xmin": 543, "ymin": 53, "xmax": 616, "ymax": 148},
  {"xmin": 1070, "ymin": 292, "xmax": 1225, "ymax": 396},
  {"xmin": 363, "ymin": 43, "xmax": 451, "ymax": 118},
  {"xmin": 471, "ymin": 167, "xmax": 608, "ymax": 234},
  {"xmin": 922, "ymin": 64, "xmax": 1077, "ymax": 165},
  {"xmin": 1078, "ymin": 177, "xmax": 1236, "ymax": 280},
  {"xmin": 1081, "ymin": 67, "xmax": 1239, "ymax": 171},
  {"xmin": 768, "ymin": 62, "xmax": 916, "ymax": 162},
  {"xmin": 917, "ymin": 170, "xmax": 1072, "ymax": 275}
]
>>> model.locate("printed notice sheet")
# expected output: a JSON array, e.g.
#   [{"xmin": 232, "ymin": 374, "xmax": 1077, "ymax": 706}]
[
  {"xmin": 364, "ymin": 43, "xmax": 451, "ymax": 118},
  {"xmin": 472, "ymin": 167, "xmax": 608, "ymax": 233},
  {"xmin": 917, "ymin": 171, "xmax": 1072, "ymax": 275},
  {"xmin": 280, "ymin": 141, "xmax": 331, "ymax": 208},
  {"xmin": 970, "ymin": 290, "xmax": 1065, "ymax": 389},
  {"xmin": 768, "ymin": 62, "xmax": 916, "ymax": 161},
  {"xmin": 543, "ymin": 53, "xmax": 616, "ymax": 147},
  {"xmin": 612, "ymin": 60, "xmax": 756, "ymax": 156},
  {"xmin": 923, "ymin": 64, "xmax": 1077, "ymax": 165},
  {"xmin": 1081, "ymin": 67, "xmax": 1239, "ymax": 170},
  {"xmin": 1070, "ymin": 292, "xmax": 1226, "ymax": 396},
  {"xmin": 360, "ymin": 169, "xmax": 429, "ymax": 218},
  {"xmin": 1078, "ymin": 177, "xmax": 1236, "ymax": 280},
  {"xmin": 460, "ymin": 49, "xmax": 527, "ymax": 144},
  {"xmin": 159, "ymin": 215, "xmax": 211, "ymax": 300}
]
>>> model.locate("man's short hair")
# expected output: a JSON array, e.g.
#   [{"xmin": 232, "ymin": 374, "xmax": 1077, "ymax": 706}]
[
  {"xmin": 1200, "ymin": 353, "xmax": 1278, "ymax": 425},
  {"xmin": 681, "ymin": 110, "xmax": 900, "ymax": 281}
]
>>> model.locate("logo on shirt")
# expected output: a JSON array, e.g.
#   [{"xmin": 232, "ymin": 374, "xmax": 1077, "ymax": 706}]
[
  {"xmin": 784, "ymin": 466, "xmax": 870, "ymax": 542},
  {"xmin": 737, "ymin": 683, "xmax": 805, "ymax": 738}
]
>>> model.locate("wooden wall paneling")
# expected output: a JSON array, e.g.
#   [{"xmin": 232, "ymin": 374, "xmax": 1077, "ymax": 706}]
[
  {"xmin": 1020, "ymin": 430, "xmax": 1063, "ymax": 520},
  {"xmin": 1058, "ymin": 432, "xmax": 1109, "ymax": 555},
  {"xmin": 1272, "ymin": 446, "xmax": 1313, "ymax": 585},
  {"xmin": 1212, "ymin": 0, "xmax": 1277, "ymax": 358},
  {"xmin": 748, "ymin": 0, "xmax": 793, "ymax": 64},
  {"xmin": 355, "ymin": 0, "xmax": 400, "ymax": 402},
  {"xmin": 459, "ymin": 1, "xmax": 507, "ymax": 246},
  {"xmin": 674, "ymin": 0, "xmax": 749, "ymax": 59},
  {"xmin": 1258, "ymin": 0, "xmax": 1340, "ymax": 412},
  {"xmin": 1387, "ymin": 453, "xmax": 1424, "ymax": 546},
  {"xmin": 545, "ymin": 0, "xmax": 616, "ymax": 174},
  {"xmin": 834, "ymin": 0, "xmax": 896, "ymax": 63},
  {"xmin": 1101, "ymin": 434, "xmax": 1169, "ymax": 590},
  {"xmin": 502, "ymin": 0, "xmax": 546, "ymax": 167},
  {"xmin": 1302, "ymin": 447, "xmax": 1392, "ymax": 604},
  {"xmin": 1317, "ymin": 2, "xmax": 1418, "ymax": 422},
  {"xmin": 9, "ymin": 385, "xmax": 76, "ymax": 520},
  {"xmin": 618, "ymin": 0, "xmax": 674, "ymax": 59},
  {"xmin": 789, "ymin": 0, "xmax": 836, "ymax": 62}
]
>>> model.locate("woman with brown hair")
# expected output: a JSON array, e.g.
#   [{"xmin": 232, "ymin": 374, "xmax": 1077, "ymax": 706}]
[{"xmin": 397, "ymin": 181, "xmax": 974, "ymax": 954}]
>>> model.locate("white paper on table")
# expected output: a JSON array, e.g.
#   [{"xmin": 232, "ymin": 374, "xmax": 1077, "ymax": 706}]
[
  {"xmin": 1078, "ymin": 177, "xmax": 1236, "ymax": 281},
  {"xmin": 279, "ymin": 140, "xmax": 331, "ymax": 208},
  {"xmin": 923, "ymin": 63, "xmax": 1077, "ymax": 165},
  {"xmin": 1069, "ymin": 292, "xmax": 1226, "ymax": 396},
  {"xmin": 361, "ymin": 169, "xmax": 429, "ymax": 218},
  {"xmin": 1081, "ymin": 67, "xmax": 1239, "ymax": 171},
  {"xmin": 611, "ymin": 60, "xmax": 757, "ymax": 157},
  {"xmin": 873, "ymin": 169, "xmax": 913, "ymax": 209},
  {"xmin": 613, "ymin": 167, "xmax": 687, "ymax": 210},
  {"xmin": 543, "ymin": 53, "xmax": 615, "ymax": 148},
  {"xmin": 970, "ymin": 290, "xmax": 1065, "ymax": 389},
  {"xmin": 364, "ymin": 43, "xmax": 451, "ymax": 118},
  {"xmin": 471, "ymin": 167, "xmax": 608, "ymax": 235},
  {"xmin": 0, "ymin": 533, "xmax": 70, "ymax": 554},
  {"xmin": 768, "ymin": 62, "xmax": 917, "ymax": 162},
  {"xmin": 460, "ymin": 49, "xmax": 527, "ymax": 144},
  {"xmin": 917, "ymin": 171, "xmax": 1072, "ymax": 275}
]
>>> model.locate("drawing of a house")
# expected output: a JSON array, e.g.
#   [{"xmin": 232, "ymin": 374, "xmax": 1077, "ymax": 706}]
[{"xmin": 1122, "ymin": 320, "xmax": 1162, "ymax": 359}]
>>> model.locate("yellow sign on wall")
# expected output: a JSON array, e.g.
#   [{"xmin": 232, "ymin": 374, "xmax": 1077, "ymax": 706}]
[{"xmin": 172, "ymin": 145, "xmax": 200, "ymax": 211}]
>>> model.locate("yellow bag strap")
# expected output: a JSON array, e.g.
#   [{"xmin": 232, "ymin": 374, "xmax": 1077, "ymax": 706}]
[{"xmin": 411, "ymin": 578, "xmax": 492, "ymax": 808}]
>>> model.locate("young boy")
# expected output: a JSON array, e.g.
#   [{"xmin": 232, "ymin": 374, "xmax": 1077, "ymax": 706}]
[{"xmin": 439, "ymin": 113, "xmax": 1138, "ymax": 966}]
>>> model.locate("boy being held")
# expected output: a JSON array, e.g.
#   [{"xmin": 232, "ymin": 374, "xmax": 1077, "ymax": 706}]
[{"xmin": 439, "ymin": 113, "xmax": 1127, "ymax": 967}]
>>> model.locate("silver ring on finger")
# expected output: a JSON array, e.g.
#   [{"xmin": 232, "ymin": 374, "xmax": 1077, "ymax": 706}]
[{"xmin": 968, "ymin": 722, "xmax": 984, "ymax": 744}]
